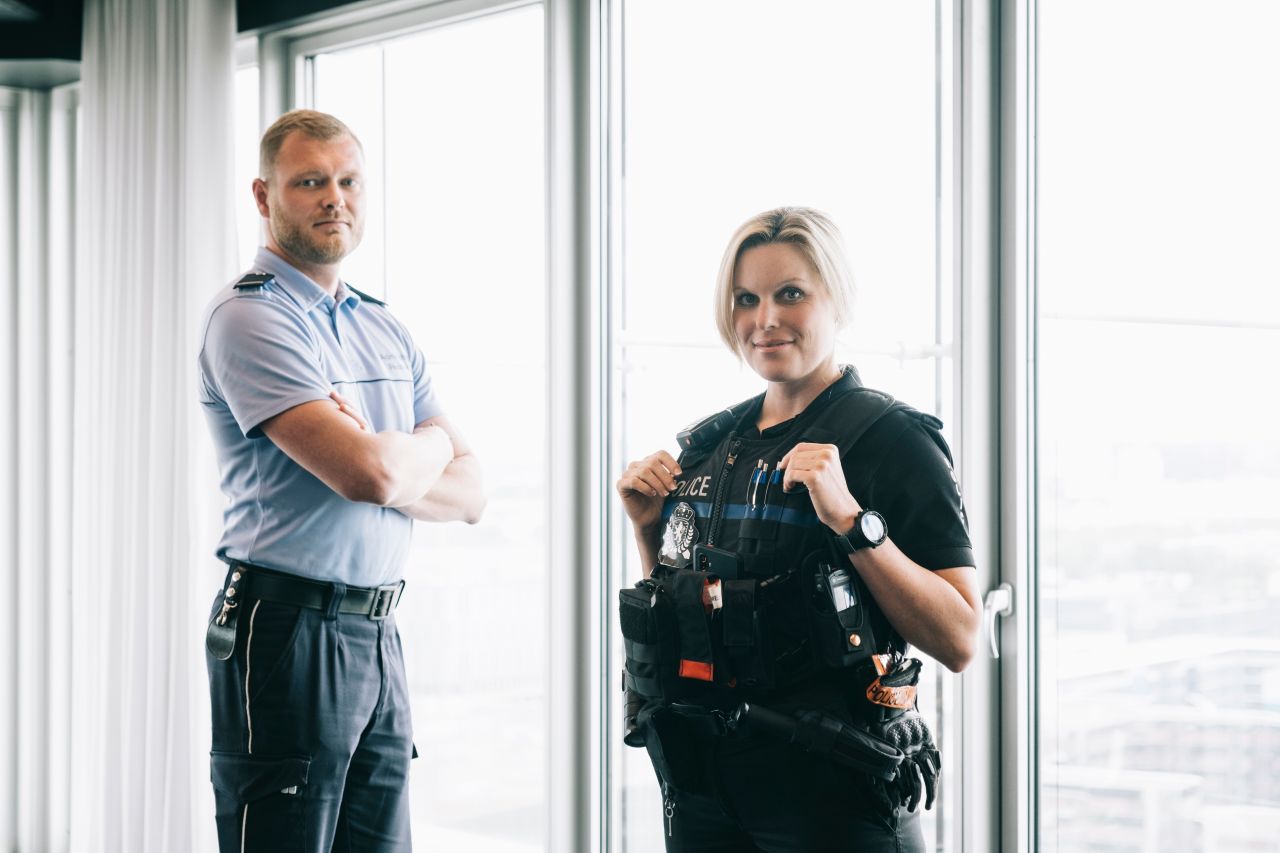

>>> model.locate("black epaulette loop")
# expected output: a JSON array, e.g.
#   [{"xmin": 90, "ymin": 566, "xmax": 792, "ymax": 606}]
[
  {"xmin": 912, "ymin": 411, "xmax": 944, "ymax": 431},
  {"xmin": 233, "ymin": 273, "xmax": 274, "ymax": 290},
  {"xmin": 347, "ymin": 285, "xmax": 386, "ymax": 307}
]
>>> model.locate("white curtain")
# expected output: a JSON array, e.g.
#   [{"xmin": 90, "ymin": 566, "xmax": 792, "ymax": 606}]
[
  {"xmin": 72, "ymin": 1, "xmax": 236, "ymax": 851},
  {"xmin": 1, "ymin": 82, "xmax": 78, "ymax": 853}
]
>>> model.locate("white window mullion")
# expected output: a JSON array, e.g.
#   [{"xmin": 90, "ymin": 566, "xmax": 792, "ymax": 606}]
[
  {"xmin": 45, "ymin": 82, "xmax": 79, "ymax": 853},
  {"xmin": 1000, "ymin": 0, "xmax": 1038, "ymax": 851},
  {"xmin": 955, "ymin": 0, "xmax": 1009, "ymax": 852},
  {"xmin": 15, "ymin": 86, "xmax": 52, "ymax": 853},
  {"xmin": 547, "ymin": 0, "xmax": 604, "ymax": 850}
]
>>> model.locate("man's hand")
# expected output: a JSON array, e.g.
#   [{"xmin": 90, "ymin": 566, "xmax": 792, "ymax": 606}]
[
  {"xmin": 411, "ymin": 421, "xmax": 455, "ymax": 466},
  {"xmin": 391, "ymin": 415, "xmax": 483, "ymax": 524},
  {"xmin": 778, "ymin": 442, "xmax": 859, "ymax": 534},
  {"xmin": 260, "ymin": 398, "xmax": 453, "ymax": 507},
  {"xmin": 329, "ymin": 390, "xmax": 368, "ymax": 431}
]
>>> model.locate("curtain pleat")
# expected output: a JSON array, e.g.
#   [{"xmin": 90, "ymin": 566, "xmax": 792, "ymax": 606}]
[{"xmin": 73, "ymin": 1, "xmax": 237, "ymax": 851}]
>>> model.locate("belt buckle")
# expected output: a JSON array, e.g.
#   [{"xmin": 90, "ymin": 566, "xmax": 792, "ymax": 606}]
[{"xmin": 369, "ymin": 581, "xmax": 403, "ymax": 620}]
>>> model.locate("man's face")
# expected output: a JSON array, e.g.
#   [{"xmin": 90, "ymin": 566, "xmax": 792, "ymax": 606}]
[{"xmin": 258, "ymin": 132, "xmax": 366, "ymax": 267}]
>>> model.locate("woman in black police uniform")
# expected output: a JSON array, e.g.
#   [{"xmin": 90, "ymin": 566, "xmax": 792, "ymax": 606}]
[{"xmin": 616, "ymin": 207, "xmax": 980, "ymax": 852}]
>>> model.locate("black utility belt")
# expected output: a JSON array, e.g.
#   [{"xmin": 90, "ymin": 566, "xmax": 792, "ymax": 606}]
[
  {"xmin": 234, "ymin": 563, "xmax": 405, "ymax": 620},
  {"xmin": 206, "ymin": 562, "xmax": 405, "ymax": 661}
]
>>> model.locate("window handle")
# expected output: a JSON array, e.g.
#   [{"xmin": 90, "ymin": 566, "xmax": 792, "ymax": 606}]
[{"xmin": 983, "ymin": 583, "xmax": 1014, "ymax": 659}]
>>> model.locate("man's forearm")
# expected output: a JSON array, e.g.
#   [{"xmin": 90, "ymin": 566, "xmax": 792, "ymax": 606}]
[
  {"xmin": 366, "ymin": 426, "xmax": 454, "ymax": 507},
  {"xmin": 394, "ymin": 454, "xmax": 486, "ymax": 523}
]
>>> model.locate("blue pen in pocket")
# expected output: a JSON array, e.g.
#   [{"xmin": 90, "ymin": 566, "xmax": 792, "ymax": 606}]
[{"xmin": 741, "ymin": 459, "xmax": 781, "ymax": 542}]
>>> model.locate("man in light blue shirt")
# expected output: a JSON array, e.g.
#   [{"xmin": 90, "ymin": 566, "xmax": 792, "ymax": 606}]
[{"xmin": 199, "ymin": 109, "xmax": 484, "ymax": 853}]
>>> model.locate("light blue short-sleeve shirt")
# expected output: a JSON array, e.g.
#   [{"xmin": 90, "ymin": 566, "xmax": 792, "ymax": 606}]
[{"xmin": 198, "ymin": 247, "xmax": 444, "ymax": 586}]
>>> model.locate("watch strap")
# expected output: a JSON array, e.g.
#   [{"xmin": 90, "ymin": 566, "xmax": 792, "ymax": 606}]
[{"xmin": 835, "ymin": 510, "xmax": 885, "ymax": 553}]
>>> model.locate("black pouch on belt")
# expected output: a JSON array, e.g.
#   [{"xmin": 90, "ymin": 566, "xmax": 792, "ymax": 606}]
[
  {"xmin": 672, "ymin": 569, "xmax": 715, "ymax": 682},
  {"xmin": 806, "ymin": 548, "xmax": 877, "ymax": 670},
  {"xmin": 619, "ymin": 579, "xmax": 669, "ymax": 700},
  {"xmin": 206, "ymin": 563, "xmax": 249, "ymax": 661}
]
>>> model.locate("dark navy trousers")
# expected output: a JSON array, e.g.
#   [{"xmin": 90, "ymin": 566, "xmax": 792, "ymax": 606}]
[
  {"xmin": 657, "ymin": 717, "xmax": 924, "ymax": 853},
  {"xmin": 207, "ymin": 586, "xmax": 415, "ymax": 852}
]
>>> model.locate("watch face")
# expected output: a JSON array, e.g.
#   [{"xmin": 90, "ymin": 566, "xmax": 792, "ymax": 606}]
[{"xmin": 860, "ymin": 511, "xmax": 886, "ymax": 542}]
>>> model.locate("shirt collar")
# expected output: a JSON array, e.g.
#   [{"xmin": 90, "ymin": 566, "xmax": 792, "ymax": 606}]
[
  {"xmin": 252, "ymin": 247, "xmax": 359, "ymax": 312},
  {"xmin": 333, "ymin": 281, "xmax": 362, "ymax": 310}
]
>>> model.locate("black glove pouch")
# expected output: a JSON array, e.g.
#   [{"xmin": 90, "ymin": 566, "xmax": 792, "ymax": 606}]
[
  {"xmin": 804, "ymin": 548, "xmax": 877, "ymax": 670},
  {"xmin": 866, "ymin": 659, "xmax": 941, "ymax": 812},
  {"xmin": 619, "ymin": 580, "xmax": 677, "ymax": 701}
]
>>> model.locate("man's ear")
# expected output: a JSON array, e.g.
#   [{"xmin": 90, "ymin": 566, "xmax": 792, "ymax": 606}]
[{"xmin": 252, "ymin": 177, "xmax": 270, "ymax": 218}]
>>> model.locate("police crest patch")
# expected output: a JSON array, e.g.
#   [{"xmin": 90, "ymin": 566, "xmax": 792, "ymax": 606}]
[{"xmin": 658, "ymin": 502, "xmax": 698, "ymax": 568}]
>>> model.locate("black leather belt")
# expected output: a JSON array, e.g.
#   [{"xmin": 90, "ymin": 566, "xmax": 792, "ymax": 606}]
[{"xmin": 231, "ymin": 562, "xmax": 405, "ymax": 620}]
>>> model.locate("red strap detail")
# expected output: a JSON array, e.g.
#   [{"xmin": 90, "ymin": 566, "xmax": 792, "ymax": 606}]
[{"xmin": 678, "ymin": 659, "xmax": 714, "ymax": 681}]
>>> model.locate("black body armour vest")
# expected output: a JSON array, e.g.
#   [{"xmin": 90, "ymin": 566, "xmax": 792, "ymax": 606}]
[{"xmin": 620, "ymin": 367, "xmax": 948, "ymax": 711}]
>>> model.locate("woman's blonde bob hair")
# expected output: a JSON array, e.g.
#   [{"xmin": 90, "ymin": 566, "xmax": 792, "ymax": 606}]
[{"xmin": 713, "ymin": 206, "xmax": 856, "ymax": 360}]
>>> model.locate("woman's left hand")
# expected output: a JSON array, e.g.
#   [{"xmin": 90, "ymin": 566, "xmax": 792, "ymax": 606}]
[{"xmin": 779, "ymin": 442, "xmax": 860, "ymax": 534}]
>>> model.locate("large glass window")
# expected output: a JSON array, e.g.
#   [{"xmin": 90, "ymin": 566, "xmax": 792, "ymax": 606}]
[
  {"xmin": 309, "ymin": 6, "xmax": 548, "ymax": 850},
  {"xmin": 609, "ymin": 1, "xmax": 959, "ymax": 848},
  {"xmin": 1036, "ymin": 2, "xmax": 1280, "ymax": 850}
]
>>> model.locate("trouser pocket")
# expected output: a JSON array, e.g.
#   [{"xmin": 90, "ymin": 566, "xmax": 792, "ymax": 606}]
[{"xmin": 210, "ymin": 751, "xmax": 311, "ymax": 853}]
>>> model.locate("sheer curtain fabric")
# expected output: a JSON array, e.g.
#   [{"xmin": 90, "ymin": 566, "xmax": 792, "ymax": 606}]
[{"xmin": 73, "ymin": 0, "xmax": 237, "ymax": 850}]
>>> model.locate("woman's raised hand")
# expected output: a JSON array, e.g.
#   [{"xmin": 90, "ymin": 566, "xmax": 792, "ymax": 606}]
[
  {"xmin": 615, "ymin": 450, "xmax": 682, "ymax": 533},
  {"xmin": 778, "ymin": 441, "xmax": 860, "ymax": 534}
]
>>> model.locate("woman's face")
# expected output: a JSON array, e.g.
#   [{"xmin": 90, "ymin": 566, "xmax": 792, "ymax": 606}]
[{"xmin": 732, "ymin": 242, "xmax": 838, "ymax": 389}]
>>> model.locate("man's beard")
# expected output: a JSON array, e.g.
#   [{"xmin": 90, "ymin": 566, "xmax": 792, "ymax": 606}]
[{"xmin": 271, "ymin": 211, "xmax": 361, "ymax": 266}]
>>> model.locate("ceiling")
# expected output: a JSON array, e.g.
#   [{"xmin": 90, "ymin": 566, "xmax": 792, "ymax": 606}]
[
  {"xmin": 0, "ymin": 0, "xmax": 360, "ymax": 68},
  {"xmin": 0, "ymin": 0, "xmax": 82, "ymax": 62}
]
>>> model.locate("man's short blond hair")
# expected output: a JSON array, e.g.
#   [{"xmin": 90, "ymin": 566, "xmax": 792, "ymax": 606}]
[
  {"xmin": 713, "ymin": 207, "xmax": 856, "ymax": 360},
  {"xmin": 259, "ymin": 109, "xmax": 363, "ymax": 179}
]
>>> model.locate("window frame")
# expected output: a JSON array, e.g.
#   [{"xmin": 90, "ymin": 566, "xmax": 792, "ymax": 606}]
[
  {"xmin": 601, "ymin": 2, "xmax": 1009, "ymax": 851},
  {"xmin": 997, "ymin": 1, "xmax": 1038, "ymax": 851},
  {"xmin": 250, "ymin": 1, "xmax": 602, "ymax": 850},
  {"xmin": 245, "ymin": 1, "xmax": 1016, "ymax": 850}
]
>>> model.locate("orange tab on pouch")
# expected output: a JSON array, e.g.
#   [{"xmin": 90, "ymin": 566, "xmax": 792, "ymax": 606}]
[
  {"xmin": 867, "ymin": 654, "xmax": 915, "ymax": 708},
  {"xmin": 866, "ymin": 678, "xmax": 917, "ymax": 710},
  {"xmin": 679, "ymin": 659, "xmax": 714, "ymax": 681}
]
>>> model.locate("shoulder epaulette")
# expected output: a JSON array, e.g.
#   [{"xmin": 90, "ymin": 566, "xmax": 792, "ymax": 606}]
[
  {"xmin": 910, "ymin": 410, "xmax": 944, "ymax": 431},
  {"xmin": 347, "ymin": 285, "xmax": 386, "ymax": 307},
  {"xmin": 233, "ymin": 273, "xmax": 274, "ymax": 290}
]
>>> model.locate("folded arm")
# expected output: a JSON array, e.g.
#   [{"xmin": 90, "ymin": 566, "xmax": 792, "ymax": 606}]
[
  {"xmin": 260, "ymin": 398, "xmax": 455, "ymax": 507},
  {"xmin": 392, "ymin": 414, "xmax": 486, "ymax": 524}
]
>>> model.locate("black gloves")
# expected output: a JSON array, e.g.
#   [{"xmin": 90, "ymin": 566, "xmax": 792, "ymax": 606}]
[{"xmin": 876, "ymin": 706, "xmax": 940, "ymax": 811}]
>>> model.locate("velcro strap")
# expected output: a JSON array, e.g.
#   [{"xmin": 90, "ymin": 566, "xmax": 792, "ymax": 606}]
[
  {"xmin": 624, "ymin": 667, "xmax": 663, "ymax": 698},
  {"xmin": 673, "ymin": 570, "xmax": 714, "ymax": 682},
  {"xmin": 618, "ymin": 588, "xmax": 652, "ymax": 642},
  {"xmin": 624, "ymin": 636, "xmax": 661, "ymax": 664},
  {"xmin": 721, "ymin": 579, "xmax": 755, "ymax": 647}
]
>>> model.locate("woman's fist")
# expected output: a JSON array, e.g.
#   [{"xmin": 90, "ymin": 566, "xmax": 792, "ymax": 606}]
[{"xmin": 616, "ymin": 450, "xmax": 682, "ymax": 533}]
